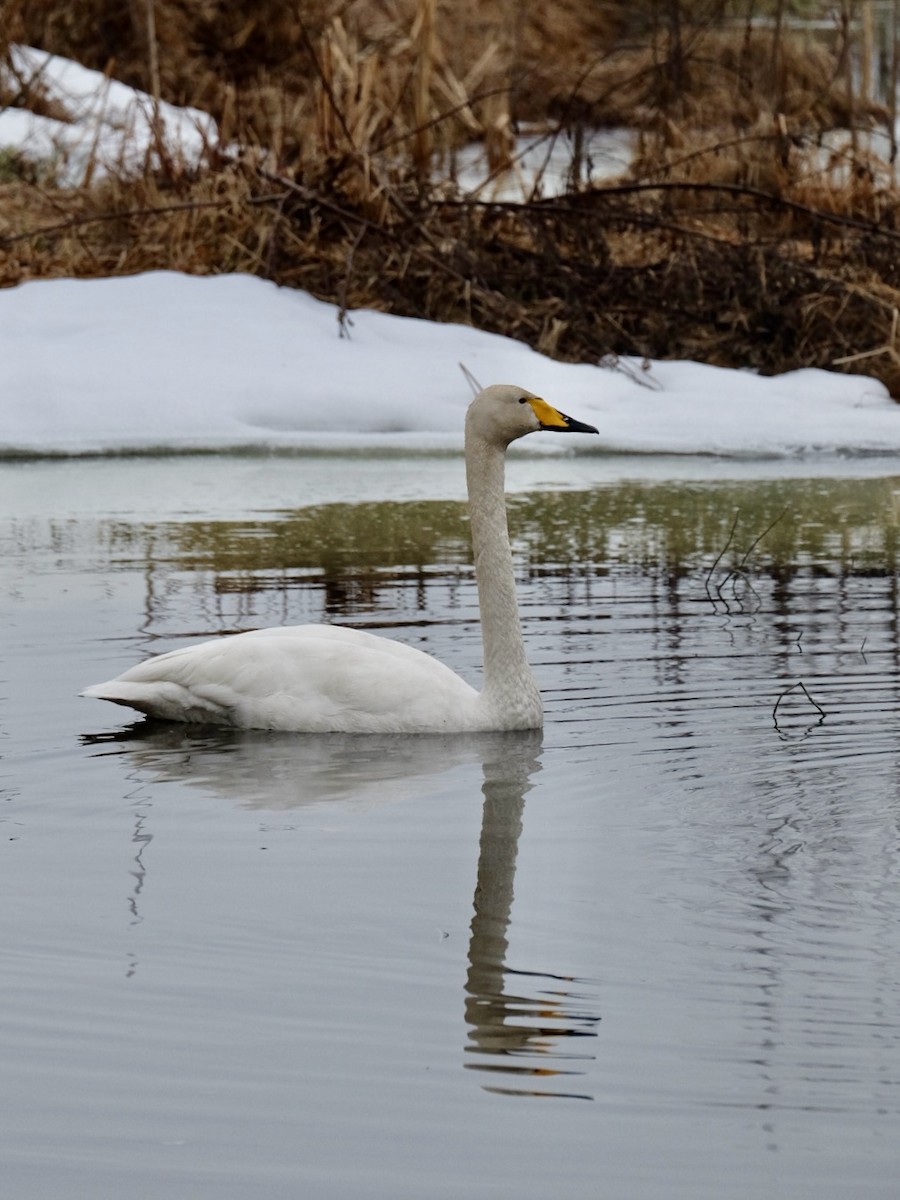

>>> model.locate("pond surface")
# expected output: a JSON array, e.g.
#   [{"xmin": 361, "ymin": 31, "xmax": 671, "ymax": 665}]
[{"xmin": 2, "ymin": 454, "xmax": 900, "ymax": 1199}]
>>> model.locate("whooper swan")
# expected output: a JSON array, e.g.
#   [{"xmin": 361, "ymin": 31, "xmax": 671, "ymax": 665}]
[{"xmin": 81, "ymin": 385, "xmax": 598, "ymax": 732}]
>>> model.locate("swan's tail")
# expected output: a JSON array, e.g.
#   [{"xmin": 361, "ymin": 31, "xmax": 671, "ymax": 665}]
[{"xmin": 81, "ymin": 679, "xmax": 229, "ymax": 723}]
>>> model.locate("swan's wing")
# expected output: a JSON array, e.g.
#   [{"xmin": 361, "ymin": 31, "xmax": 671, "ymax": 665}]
[{"xmin": 82, "ymin": 625, "xmax": 481, "ymax": 732}]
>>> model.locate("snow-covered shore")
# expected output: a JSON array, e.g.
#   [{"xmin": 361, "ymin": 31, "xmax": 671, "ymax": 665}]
[
  {"xmin": 3, "ymin": 47, "xmax": 899, "ymax": 462},
  {"xmin": 1, "ymin": 270, "xmax": 897, "ymax": 460}
]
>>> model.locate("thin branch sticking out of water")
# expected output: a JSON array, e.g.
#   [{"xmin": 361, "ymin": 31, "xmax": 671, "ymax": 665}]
[
  {"xmin": 772, "ymin": 680, "xmax": 826, "ymax": 741},
  {"xmin": 706, "ymin": 507, "xmax": 787, "ymax": 614},
  {"xmin": 704, "ymin": 509, "xmax": 739, "ymax": 607},
  {"xmin": 736, "ymin": 507, "xmax": 788, "ymax": 573}
]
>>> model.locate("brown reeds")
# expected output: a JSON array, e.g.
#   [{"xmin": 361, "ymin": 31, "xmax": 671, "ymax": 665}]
[{"xmin": 2, "ymin": 1, "xmax": 900, "ymax": 396}]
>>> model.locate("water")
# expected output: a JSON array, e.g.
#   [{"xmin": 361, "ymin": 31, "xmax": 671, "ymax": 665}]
[{"xmin": 2, "ymin": 455, "xmax": 899, "ymax": 1199}]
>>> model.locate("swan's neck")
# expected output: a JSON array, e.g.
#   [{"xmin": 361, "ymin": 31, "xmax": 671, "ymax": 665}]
[{"xmin": 465, "ymin": 429, "xmax": 542, "ymax": 727}]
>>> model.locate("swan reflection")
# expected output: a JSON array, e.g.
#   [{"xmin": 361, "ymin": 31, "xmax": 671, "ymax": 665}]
[
  {"xmin": 82, "ymin": 722, "xmax": 502, "ymax": 810},
  {"xmin": 83, "ymin": 722, "xmax": 601, "ymax": 1096}
]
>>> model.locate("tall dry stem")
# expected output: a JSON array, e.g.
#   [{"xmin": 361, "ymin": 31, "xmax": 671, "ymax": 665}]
[
  {"xmin": 890, "ymin": 0, "xmax": 899, "ymax": 181},
  {"xmin": 144, "ymin": 0, "xmax": 160, "ymax": 108},
  {"xmin": 839, "ymin": 0, "xmax": 858, "ymax": 156},
  {"xmin": 412, "ymin": 0, "xmax": 436, "ymax": 177}
]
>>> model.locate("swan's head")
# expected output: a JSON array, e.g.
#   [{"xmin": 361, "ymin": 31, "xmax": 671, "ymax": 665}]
[{"xmin": 466, "ymin": 384, "xmax": 598, "ymax": 446}]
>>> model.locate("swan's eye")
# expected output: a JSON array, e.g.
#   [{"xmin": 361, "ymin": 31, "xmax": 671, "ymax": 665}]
[{"xmin": 518, "ymin": 396, "xmax": 528, "ymax": 404}]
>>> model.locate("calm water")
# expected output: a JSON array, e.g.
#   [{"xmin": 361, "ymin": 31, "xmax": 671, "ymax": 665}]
[{"xmin": 2, "ymin": 455, "xmax": 899, "ymax": 1199}]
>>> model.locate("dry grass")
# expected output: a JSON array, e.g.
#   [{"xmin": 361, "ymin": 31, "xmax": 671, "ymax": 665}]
[{"xmin": 2, "ymin": 1, "xmax": 900, "ymax": 396}]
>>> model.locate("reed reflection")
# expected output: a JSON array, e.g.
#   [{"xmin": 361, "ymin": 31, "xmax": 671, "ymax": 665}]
[{"xmin": 464, "ymin": 732, "xmax": 600, "ymax": 1100}]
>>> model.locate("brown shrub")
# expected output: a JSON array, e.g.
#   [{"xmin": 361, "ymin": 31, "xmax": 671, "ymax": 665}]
[{"xmin": 2, "ymin": 2, "xmax": 899, "ymax": 397}]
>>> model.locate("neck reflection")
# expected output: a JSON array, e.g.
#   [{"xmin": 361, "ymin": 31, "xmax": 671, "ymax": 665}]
[{"xmin": 464, "ymin": 731, "xmax": 600, "ymax": 1099}]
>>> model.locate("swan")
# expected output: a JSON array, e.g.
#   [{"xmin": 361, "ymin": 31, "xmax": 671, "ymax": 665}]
[{"xmin": 81, "ymin": 384, "xmax": 598, "ymax": 732}]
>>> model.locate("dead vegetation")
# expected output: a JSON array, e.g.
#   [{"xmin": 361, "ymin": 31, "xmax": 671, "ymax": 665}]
[{"xmin": 2, "ymin": 1, "xmax": 900, "ymax": 396}]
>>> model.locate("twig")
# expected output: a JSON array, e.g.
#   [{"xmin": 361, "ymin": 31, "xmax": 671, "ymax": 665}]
[
  {"xmin": 458, "ymin": 363, "xmax": 483, "ymax": 395},
  {"xmin": 705, "ymin": 509, "xmax": 739, "ymax": 605},
  {"xmin": 337, "ymin": 222, "xmax": 366, "ymax": 338},
  {"xmin": 773, "ymin": 680, "xmax": 826, "ymax": 733},
  {"xmin": 599, "ymin": 352, "xmax": 662, "ymax": 391},
  {"xmin": 263, "ymin": 187, "xmax": 290, "ymax": 279},
  {"xmin": 0, "ymin": 192, "xmax": 288, "ymax": 247},
  {"xmin": 592, "ymin": 180, "xmax": 900, "ymax": 242},
  {"xmin": 722, "ymin": 565, "xmax": 763, "ymax": 614},
  {"xmin": 832, "ymin": 308, "xmax": 900, "ymax": 366},
  {"xmin": 735, "ymin": 507, "xmax": 787, "ymax": 573},
  {"xmin": 435, "ymin": 180, "xmax": 900, "ymax": 243}
]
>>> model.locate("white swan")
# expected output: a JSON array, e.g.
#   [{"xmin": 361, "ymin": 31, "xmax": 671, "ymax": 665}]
[{"xmin": 81, "ymin": 385, "xmax": 598, "ymax": 732}]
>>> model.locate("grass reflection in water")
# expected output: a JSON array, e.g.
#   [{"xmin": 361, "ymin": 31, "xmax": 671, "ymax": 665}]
[{"xmin": 81, "ymin": 474, "xmax": 900, "ymax": 635}]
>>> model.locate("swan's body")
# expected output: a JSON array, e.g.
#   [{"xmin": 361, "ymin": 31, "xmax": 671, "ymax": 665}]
[{"xmin": 82, "ymin": 385, "xmax": 597, "ymax": 732}]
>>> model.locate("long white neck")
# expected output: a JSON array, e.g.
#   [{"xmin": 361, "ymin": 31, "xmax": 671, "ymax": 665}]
[{"xmin": 465, "ymin": 424, "xmax": 542, "ymax": 728}]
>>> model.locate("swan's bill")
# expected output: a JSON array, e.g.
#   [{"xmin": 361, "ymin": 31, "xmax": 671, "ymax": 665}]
[{"xmin": 528, "ymin": 397, "xmax": 599, "ymax": 435}]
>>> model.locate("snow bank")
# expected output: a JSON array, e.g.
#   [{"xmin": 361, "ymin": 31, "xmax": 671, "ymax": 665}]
[
  {"xmin": 1, "ymin": 271, "xmax": 897, "ymax": 458},
  {"xmin": 0, "ymin": 46, "xmax": 216, "ymax": 185}
]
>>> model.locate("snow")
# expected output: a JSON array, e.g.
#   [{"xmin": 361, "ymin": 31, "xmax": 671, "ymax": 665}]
[
  {"xmin": 0, "ymin": 46, "xmax": 215, "ymax": 185},
  {"xmin": 1, "ymin": 270, "xmax": 898, "ymax": 460},
  {"xmin": 450, "ymin": 126, "xmax": 635, "ymax": 201}
]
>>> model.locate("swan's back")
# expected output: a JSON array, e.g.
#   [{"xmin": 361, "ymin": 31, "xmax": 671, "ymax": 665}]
[{"xmin": 82, "ymin": 625, "xmax": 484, "ymax": 733}]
